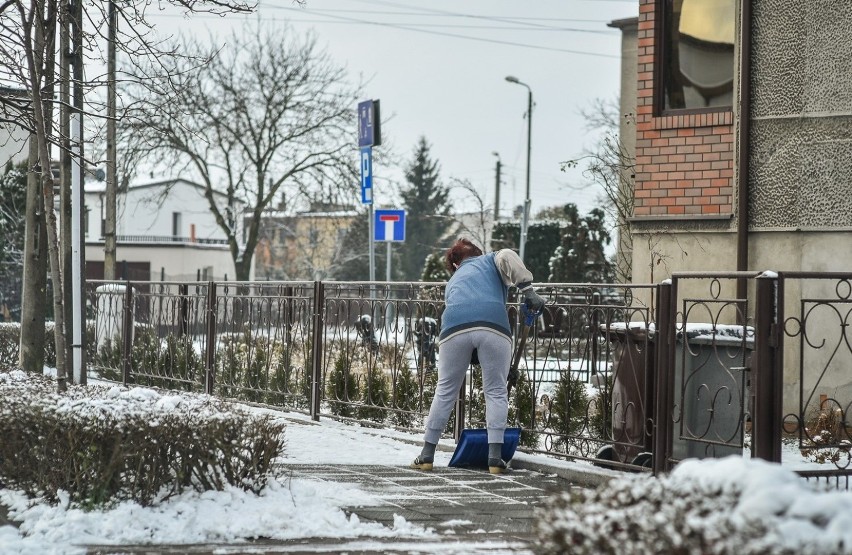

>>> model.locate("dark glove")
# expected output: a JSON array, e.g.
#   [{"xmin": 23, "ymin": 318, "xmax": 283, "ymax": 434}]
[
  {"xmin": 522, "ymin": 287, "xmax": 545, "ymax": 312},
  {"xmin": 507, "ymin": 368, "xmax": 519, "ymax": 390}
]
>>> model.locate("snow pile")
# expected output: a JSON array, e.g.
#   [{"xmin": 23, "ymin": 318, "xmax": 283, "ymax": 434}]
[
  {"xmin": 536, "ymin": 456, "xmax": 852, "ymax": 555},
  {"xmin": 0, "ymin": 473, "xmax": 434, "ymax": 554},
  {"xmin": 0, "ymin": 370, "xmax": 276, "ymax": 426}
]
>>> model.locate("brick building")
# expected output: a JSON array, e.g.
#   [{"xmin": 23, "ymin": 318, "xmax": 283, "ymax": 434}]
[{"xmin": 612, "ymin": 0, "xmax": 852, "ymax": 286}]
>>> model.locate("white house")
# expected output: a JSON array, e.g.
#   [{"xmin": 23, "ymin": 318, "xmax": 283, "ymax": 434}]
[
  {"xmin": 84, "ymin": 177, "xmax": 252, "ymax": 282},
  {"xmin": 0, "ymin": 87, "xmax": 30, "ymax": 168}
]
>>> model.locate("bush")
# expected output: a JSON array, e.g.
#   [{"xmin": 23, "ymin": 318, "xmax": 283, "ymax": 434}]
[
  {"xmin": 391, "ymin": 364, "xmax": 420, "ymax": 427},
  {"xmin": 326, "ymin": 350, "xmax": 358, "ymax": 418},
  {"xmin": 0, "ymin": 370, "xmax": 286, "ymax": 508},
  {"xmin": 0, "ymin": 321, "xmax": 94, "ymax": 372},
  {"xmin": 509, "ymin": 371, "xmax": 539, "ymax": 448},
  {"xmin": 536, "ymin": 457, "xmax": 849, "ymax": 555},
  {"xmin": 547, "ymin": 371, "xmax": 590, "ymax": 452},
  {"xmin": 357, "ymin": 364, "xmax": 390, "ymax": 423},
  {"xmin": 0, "ymin": 323, "xmax": 19, "ymax": 369}
]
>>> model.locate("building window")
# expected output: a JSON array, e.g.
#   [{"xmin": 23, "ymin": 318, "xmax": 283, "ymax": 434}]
[
  {"xmin": 172, "ymin": 212, "xmax": 182, "ymax": 238},
  {"xmin": 659, "ymin": 0, "xmax": 735, "ymax": 112}
]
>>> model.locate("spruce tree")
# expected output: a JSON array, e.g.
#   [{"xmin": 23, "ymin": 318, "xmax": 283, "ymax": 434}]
[{"xmin": 398, "ymin": 137, "xmax": 450, "ymax": 281}]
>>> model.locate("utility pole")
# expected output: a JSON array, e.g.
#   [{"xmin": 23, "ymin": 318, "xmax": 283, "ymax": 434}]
[{"xmin": 492, "ymin": 152, "xmax": 501, "ymax": 221}]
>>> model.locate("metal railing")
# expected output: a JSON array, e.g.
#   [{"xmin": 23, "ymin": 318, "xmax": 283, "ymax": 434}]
[{"xmin": 80, "ymin": 273, "xmax": 852, "ymax": 487}]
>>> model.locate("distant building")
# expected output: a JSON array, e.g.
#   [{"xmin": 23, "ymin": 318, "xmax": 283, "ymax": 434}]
[
  {"xmin": 0, "ymin": 86, "xmax": 30, "ymax": 168},
  {"xmin": 255, "ymin": 202, "xmax": 358, "ymax": 281},
  {"xmin": 84, "ymin": 177, "xmax": 249, "ymax": 281}
]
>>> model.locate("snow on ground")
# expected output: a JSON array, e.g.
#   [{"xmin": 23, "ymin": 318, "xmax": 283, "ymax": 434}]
[
  {"xmin": 2, "ymin": 370, "xmax": 851, "ymax": 554},
  {"xmin": 0, "ymin": 372, "xmax": 441, "ymax": 555}
]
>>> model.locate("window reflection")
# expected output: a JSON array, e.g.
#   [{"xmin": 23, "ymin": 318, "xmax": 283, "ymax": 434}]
[{"xmin": 662, "ymin": 0, "xmax": 735, "ymax": 111}]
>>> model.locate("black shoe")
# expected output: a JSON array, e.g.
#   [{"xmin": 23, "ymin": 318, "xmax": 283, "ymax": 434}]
[
  {"xmin": 488, "ymin": 458, "xmax": 510, "ymax": 474},
  {"xmin": 410, "ymin": 455, "xmax": 434, "ymax": 471}
]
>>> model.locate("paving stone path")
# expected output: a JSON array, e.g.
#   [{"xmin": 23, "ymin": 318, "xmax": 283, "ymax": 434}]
[{"xmin": 83, "ymin": 463, "xmax": 578, "ymax": 554}]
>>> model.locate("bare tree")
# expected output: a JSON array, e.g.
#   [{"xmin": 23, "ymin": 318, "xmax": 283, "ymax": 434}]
[
  {"xmin": 0, "ymin": 0, "xmax": 252, "ymax": 389},
  {"xmin": 562, "ymin": 98, "xmax": 635, "ymax": 283},
  {"xmin": 122, "ymin": 24, "xmax": 360, "ymax": 281},
  {"xmin": 563, "ymin": 98, "xmax": 703, "ymax": 290},
  {"xmin": 446, "ymin": 178, "xmax": 493, "ymax": 252}
]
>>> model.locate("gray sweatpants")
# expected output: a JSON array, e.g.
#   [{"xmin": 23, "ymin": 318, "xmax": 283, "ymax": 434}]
[{"xmin": 423, "ymin": 329, "xmax": 512, "ymax": 445}]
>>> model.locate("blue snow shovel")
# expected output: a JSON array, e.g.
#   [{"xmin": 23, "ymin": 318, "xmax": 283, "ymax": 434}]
[{"xmin": 448, "ymin": 303, "xmax": 541, "ymax": 468}]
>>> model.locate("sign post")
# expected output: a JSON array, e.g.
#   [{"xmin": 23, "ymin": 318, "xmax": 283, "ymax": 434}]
[
  {"xmin": 358, "ymin": 99, "xmax": 381, "ymax": 282},
  {"xmin": 374, "ymin": 209, "xmax": 405, "ymax": 282}
]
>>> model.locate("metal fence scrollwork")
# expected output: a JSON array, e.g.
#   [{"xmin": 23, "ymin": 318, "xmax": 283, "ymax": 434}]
[{"xmin": 79, "ymin": 272, "xmax": 852, "ymax": 487}]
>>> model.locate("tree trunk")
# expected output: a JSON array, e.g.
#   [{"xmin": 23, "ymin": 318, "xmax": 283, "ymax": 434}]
[
  {"xmin": 28, "ymin": 1, "xmax": 67, "ymax": 391},
  {"xmin": 19, "ymin": 136, "xmax": 47, "ymax": 374},
  {"xmin": 60, "ymin": 4, "xmax": 74, "ymax": 379},
  {"xmin": 103, "ymin": 0, "xmax": 117, "ymax": 281}
]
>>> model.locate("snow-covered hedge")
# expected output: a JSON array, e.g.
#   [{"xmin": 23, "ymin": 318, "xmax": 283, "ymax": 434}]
[
  {"xmin": 0, "ymin": 371, "xmax": 286, "ymax": 508},
  {"xmin": 536, "ymin": 456, "xmax": 852, "ymax": 555}
]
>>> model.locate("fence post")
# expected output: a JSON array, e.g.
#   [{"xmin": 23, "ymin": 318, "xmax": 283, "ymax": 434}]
[
  {"xmin": 590, "ymin": 291, "xmax": 600, "ymax": 377},
  {"xmin": 121, "ymin": 282, "xmax": 133, "ymax": 386},
  {"xmin": 178, "ymin": 283, "xmax": 189, "ymax": 338},
  {"xmin": 310, "ymin": 280, "xmax": 325, "ymax": 421},
  {"xmin": 653, "ymin": 281, "xmax": 674, "ymax": 475},
  {"xmin": 282, "ymin": 285, "xmax": 294, "ymax": 379},
  {"xmin": 753, "ymin": 274, "xmax": 782, "ymax": 462},
  {"xmin": 204, "ymin": 281, "xmax": 217, "ymax": 395}
]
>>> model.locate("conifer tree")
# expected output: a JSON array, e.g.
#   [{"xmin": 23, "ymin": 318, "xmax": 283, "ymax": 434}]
[{"xmin": 398, "ymin": 138, "xmax": 450, "ymax": 281}]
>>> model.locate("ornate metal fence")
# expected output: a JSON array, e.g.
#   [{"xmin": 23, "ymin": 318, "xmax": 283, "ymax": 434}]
[
  {"xmin": 776, "ymin": 272, "xmax": 852, "ymax": 485},
  {"xmin": 654, "ymin": 272, "xmax": 757, "ymax": 473},
  {"xmin": 82, "ymin": 273, "xmax": 852, "ymax": 485}
]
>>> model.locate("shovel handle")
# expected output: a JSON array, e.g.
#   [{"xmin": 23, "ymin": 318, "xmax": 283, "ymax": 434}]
[{"xmin": 507, "ymin": 305, "xmax": 542, "ymax": 395}]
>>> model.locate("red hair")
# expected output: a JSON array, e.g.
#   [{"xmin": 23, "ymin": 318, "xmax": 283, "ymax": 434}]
[{"xmin": 445, "ymin": 238, "xmax": 483, "ymax": 274}]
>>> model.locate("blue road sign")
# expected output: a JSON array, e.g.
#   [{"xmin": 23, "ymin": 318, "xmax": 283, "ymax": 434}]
[
  {"xmin": 374, "ymin": 209, "xmax": 405, "ymax": 242},
  {"xmin": 360, "ymin": 146, "xmax": 372, "ymax": 204},
  {"xmin": 358, "ymin": 99, "xmax": 381, "ymax": 147}
]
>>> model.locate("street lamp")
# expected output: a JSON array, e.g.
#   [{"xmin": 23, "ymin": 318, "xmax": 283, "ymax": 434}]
[{"xmin": 505, "ymin": 75, "xmax": 532, "ymax": 264}]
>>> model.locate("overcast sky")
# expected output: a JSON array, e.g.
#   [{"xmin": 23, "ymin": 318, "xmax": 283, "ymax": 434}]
[{"xmin": 148, "ymin": 0, "xmax": 638, "ymax": 217}]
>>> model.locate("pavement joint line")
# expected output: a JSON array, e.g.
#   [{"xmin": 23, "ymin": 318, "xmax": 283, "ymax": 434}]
[
  {"xmin": 333, "ymin": 465, "xmax": 470, "ymax": 504},
  {"xmin": 292, "ymin": 464, "xmax": 468, "ymax": 507},
  {"xmin": 396, "ymin": 466, "xmax": 534, "ymax": 506}
]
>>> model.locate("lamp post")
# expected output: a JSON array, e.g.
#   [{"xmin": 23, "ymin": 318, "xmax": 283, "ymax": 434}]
[{"xmin": 505, "ymin": 75, "xmax": 532, "ymax": 263}]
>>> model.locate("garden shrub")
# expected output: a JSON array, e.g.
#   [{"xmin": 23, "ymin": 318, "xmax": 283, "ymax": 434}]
[
  {"xmin": 326, "ymin": 350, "xmax": 358, "ymax": 418},
  {"xmin": 548, "ymin": 370, "xmax": 590, "ymax": 452},
  {"xmin": 391, "ymin": 364, "xmax": 420, "ymax": 427},
  {"xmin": 800, "ymin": 402, "xmax": 852, "ymax": 465},
  {"xmin": 509, "ymin": 370, "xmax": 539, "ymax": 448},
  {"xmin": 536, "ymin": 457, "xmax": 848, "ymax": 555},
  {"xmin": 357, "ymin": 364, "xmax": 390, "ymax": 423},
  {"xmin": 589, "ymin": 373, "xmax": 614, "ymax": 441},
  {"xmin": 0, "ymin": 323, "xmax": 19, "ymax": 369},
  {"xmin": 0, "ymin": 370, "xmax": 286, "ymax": 508}
]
